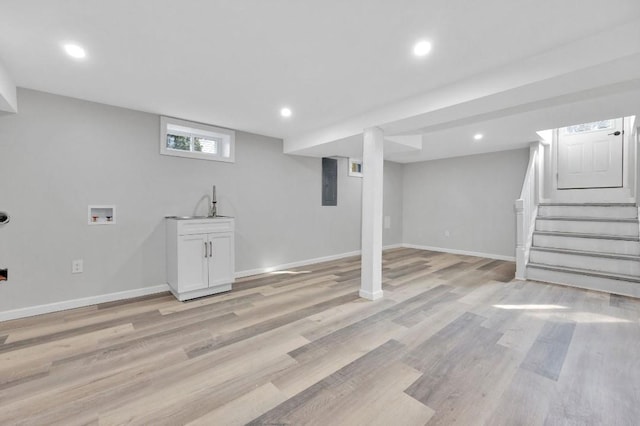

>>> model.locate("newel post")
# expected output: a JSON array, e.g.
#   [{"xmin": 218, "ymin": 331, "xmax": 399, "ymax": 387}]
[{"xmin": 515, "ymin": 198, "xmax": 526, "ymax": 280}]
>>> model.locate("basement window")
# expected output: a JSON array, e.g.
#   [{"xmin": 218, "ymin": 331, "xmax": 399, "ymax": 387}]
[
  {"xmin": 160, "ymin": 116, "xmax": 235, "ymax": 162},
  {"xmin": 562, "ymin": 120, "xmax": 613, "ymax": 134}
]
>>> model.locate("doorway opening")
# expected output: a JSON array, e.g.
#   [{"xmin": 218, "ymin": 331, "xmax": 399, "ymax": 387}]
[{"xmin": 557, "ymin": 118, "xmax": 624, "ymax": 189}]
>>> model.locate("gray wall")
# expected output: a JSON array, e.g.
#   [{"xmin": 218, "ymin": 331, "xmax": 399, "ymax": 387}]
[
  {"xmin": 402, "ymin": 149, "xmax": 528, "ymax": 258},
  {"xmin": 0, "ymin": 88, "xmax": 518, "ymax": 314},
  {"xmin": 383, "ymin": 160, "xmax": 403, "ymax": 245},
  {"xmin": 0, "ymin": 89, "xmax": 401, "ymax": 312}
]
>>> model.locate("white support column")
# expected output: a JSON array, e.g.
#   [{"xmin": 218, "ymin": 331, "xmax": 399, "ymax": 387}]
[{"xmin": 360, "ymin": 127, "xmax": 384, "ymax": 300}]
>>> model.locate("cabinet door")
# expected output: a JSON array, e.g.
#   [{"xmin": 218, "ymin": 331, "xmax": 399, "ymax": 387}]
[
  {"xmin": 177, "ymin": 234, "xmax": 209, "ymax": 292},
  {"xmin": 208, "ymin": 233, "xmax": 234, "ymax": 287}
]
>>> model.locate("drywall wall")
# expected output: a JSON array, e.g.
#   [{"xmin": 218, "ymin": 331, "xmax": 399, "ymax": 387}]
[
  {"xmin": 383, "ymin": 160, "xmax": 403, "ymax": 245},
  {"xmin": 0, "ymin": 89, "xmax": 410, "ymax": 313},
  {"xmin": 402, "ymin": 148, "xmax": 528, "ymax": 258}
]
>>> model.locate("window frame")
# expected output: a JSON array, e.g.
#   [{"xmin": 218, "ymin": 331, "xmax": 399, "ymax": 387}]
[
  {"xmin": 561, "ymin": 120, "xmax": 614, "ymax": 135},
  {"xmin": 160, "ymin": 116, "xmax": 235, "ymax": 163}
]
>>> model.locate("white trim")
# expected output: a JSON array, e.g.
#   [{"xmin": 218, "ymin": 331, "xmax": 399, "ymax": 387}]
[
  {"xmin": 382, "ymin": 243, "xmax": 404, "ymax": 250},
  {"xmin": 0, "ymin": 284, "xmax": 169, "ymax": 322},
  {"xmin": 235, "ymin": 250, "xmax": 361, "ymax": 278},
  {"xmin": 549, "ymin": 116, "xmax": 636, "ymax": 203},
  {"xmin": 402, "ymin": 243, "xmax": 516, "ymax": 262},
  {"xmin": 359, "ymin": 289, "xmax": 384, "ymax": 300},
  {"xmin": 160, "ymin": 116, "xmax": 235, "ymax": 163},
  {"xmin": 348, "ymin": 158, "xmax": 363, "ymax": 177},
  {"xmin": 0, "ymin": 243, "xmax": 414, "ymax": 322},
  {"xmin": 234, "ymin": 244, "xmax": 404, "ymax": 278},
  {"xmin": 169, "ymin": 283, "xmax": 232, "ymax": 302}
]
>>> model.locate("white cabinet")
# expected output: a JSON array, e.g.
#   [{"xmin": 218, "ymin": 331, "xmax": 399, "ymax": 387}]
[{"xmin": 166, "ymin": 217, "xmax": 235, "ymax": 301}]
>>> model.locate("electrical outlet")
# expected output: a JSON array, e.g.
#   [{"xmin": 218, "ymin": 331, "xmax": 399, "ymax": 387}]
[
  {"xmin": 72, "ymin": 259, "xmax": 83, "ymax": 274},
  {"xmin": 444, "ymin": 230, "xmax": 450, "ymax": 237},
  {"xmin": 384, "ymin": 216, "xmax": 391, "ymax": 229}
]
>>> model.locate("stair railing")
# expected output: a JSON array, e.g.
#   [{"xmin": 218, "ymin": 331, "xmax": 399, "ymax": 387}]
[
  {"xmin": 515, "ymin": 143, "xmax": 541, "ymax": 280},
  {"xmin": 635, "ymin": 121, "xmax": 640, "ymax": 207}
]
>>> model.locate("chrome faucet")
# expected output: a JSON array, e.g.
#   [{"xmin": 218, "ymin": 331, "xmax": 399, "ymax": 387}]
[{"xmin": 208, "ymin": 185, "xmax": 217, "ymax": 217}]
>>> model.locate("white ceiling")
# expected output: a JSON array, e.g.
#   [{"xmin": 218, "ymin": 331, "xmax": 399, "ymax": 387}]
[{"xmin": 1, "ymin": 0, "xmax": 640, "ymax": 161}]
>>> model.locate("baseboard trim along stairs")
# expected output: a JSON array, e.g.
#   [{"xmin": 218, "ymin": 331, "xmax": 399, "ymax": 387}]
[{"xmin": 527, "ymin": 203, "xmax": 640, "ymax": 298}]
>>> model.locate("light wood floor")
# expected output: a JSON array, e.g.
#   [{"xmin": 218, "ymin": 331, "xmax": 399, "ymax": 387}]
[{"xmin": 1, "ymin": 248, "xmax": 639, "ymax": 425}]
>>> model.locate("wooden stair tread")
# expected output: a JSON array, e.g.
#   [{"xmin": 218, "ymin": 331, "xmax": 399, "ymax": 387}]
[
  {"xmin": 537, "ymin": 216, "xmax": 638, "ymax": 223},
  {"xmin": 533, "ymin": 230, "xmax": 640, "ymax": 242},
  {"xmin": 530, "ymin": 246, "xmax": 640, "ymax": 261},
  {"xmin": 527, "ymin": 263, "xmax": 640, "ymax": 283},
  {"xmin": 538, "ymin": 202, "xmax": 637, "ymax": 207}
]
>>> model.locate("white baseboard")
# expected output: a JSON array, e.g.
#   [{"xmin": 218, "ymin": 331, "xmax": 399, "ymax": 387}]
[
  {"xmin": 402, "ymin": 243, "xmax": 516, "ymax": 262},
  {"xmin": 359, "ymin": 289, "xmax": 384, "ymax": 300},
  {"xmin": 383, "ymin": 243, "xmax": 404, "ymax": 250},
  {"xmin": 235, "ymin": 244, "xmax": 404, "ymax": 279},
  {"xmin": 0, "ymin": 284, "xmax": 169, "ymax": 322},
  {"xmin": 0, "ymin": 242, "xmax": 464, "ymax": 322},
  {"xmin": 235, "ymin": 250, "xmax": 361, "ymax": 278}
]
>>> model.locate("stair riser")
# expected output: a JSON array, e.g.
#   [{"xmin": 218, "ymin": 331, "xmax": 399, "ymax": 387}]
[
  {"xmin": 536, "ymin": 220, "xmax": 639, "ymax": 237},
  {"xmin": 538, "ymin": 205, "xmax": 638, "ymax": 219},
  {"xmin": 533, "ymin": 234, "xmax": 640, "ymax": 256},
  {"xmin": 530, "ymin": 250, "xmax": 640, "ymax": 276},
  {"xmin": 526, "ymin": 267, "xmax": 640, "ymax": 298}
]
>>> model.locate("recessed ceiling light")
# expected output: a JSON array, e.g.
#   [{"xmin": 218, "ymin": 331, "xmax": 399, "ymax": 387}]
[
  {"xmin": 473, "ymin": 133, "xmax": 484, "ymax": 140},
  {"xmin": 413, "ymin": 40, "xmax": 432, "ymax": 57},
  {"xmin": 280, "ymin": 107, "xmax": 292, "ymax": 118},
  {"xmin": 63, "ymin": 43, "xmax": 86, "ymax": 59}
]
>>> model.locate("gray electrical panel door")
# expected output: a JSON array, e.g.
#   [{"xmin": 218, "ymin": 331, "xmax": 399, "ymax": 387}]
[{"xmin": 322, "ymin": 158, "xmax": 337, "ymax": 206}]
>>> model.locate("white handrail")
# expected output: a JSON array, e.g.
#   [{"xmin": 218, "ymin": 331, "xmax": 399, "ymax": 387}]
[
  {"xmin": 635, "ymin": 122, "xmax": 639, "ymax": 205},
  {"xmin": 515, "ymin": 144, "xmax": 540, "ymax": 280},
  {"xmin": 636, "ymin": 124, "xmax": 639, "ymax": 232}
]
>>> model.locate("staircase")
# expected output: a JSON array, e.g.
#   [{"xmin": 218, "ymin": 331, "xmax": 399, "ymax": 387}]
[{"xmin": 527, "ymin": 203, "xmax": 640, "ymax": 298}]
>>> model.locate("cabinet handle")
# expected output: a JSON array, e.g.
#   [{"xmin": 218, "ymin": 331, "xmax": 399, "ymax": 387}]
[
  {"xmin": 209, "ymin": 241, "xmax": 213, "ymax": 258},
  {"xmin": 204, "ymin": 241, "xmax": 208, "ymax": 258}
]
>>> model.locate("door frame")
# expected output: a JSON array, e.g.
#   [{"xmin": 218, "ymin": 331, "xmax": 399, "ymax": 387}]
[
  {"xmin": 557, "ymin": 118, "xmax": 624, "ymax": 190},
  {"xmin": 547, "ymin": 115, "xmax": 637, "ymax": 204}
]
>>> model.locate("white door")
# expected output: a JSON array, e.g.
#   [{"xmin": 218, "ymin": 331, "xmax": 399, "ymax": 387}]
[
  {"xmin": 557, "ymin": 118, "xmax": 623, "ymax": 189},
  {"xmin": 177, "ymin": 234, "xmax": 209, "ymax": 292},
  {"xmin": 208, "ymin": 233, "xmax": 234, "ymax": 287}
]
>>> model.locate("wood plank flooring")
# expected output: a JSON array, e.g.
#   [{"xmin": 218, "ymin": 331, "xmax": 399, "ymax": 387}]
[{"xmin": 1, "ymin": 248, "xmax": 639, "ymax": 425}]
